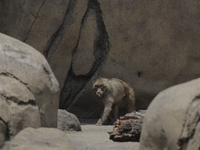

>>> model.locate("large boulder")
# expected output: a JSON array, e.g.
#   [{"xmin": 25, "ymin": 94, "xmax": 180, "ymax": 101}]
[
  {"xmin": 9, "ymin": 127, "xmax": 75, "ymax": 150},
  {"xmin": 0, "ymin": 33, "xmax": 59, "ymax": 127},
  {"xmin": 0, "ymin": 32, "xmax": 60, "ymax": 147},
  {"xmin": 139, "ymin": 78, "xmax": 200, "ymax": 150},
  {"xmin": 1, "ymin": 0, "xmax": 200, "ymax": 120}
]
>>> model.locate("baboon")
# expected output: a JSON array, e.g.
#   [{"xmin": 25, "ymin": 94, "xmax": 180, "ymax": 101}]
[{"xmin": 93, "ymin": 77, "xmax": 135, "ymax": 125}]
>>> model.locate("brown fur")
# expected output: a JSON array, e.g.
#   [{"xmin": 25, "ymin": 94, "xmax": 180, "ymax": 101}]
[{"xmin": 93, "ymin": 77, "xmax": 135, "ymax": 125}]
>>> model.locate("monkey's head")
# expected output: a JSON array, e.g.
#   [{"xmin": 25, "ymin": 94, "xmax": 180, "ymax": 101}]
[
  {"xmin": 93, "ymin": 78, "xmax": 108, "ymax": 98},
  {"xmin": 93, "ymin": 84, "xmax": 106, "ymax": 98}
]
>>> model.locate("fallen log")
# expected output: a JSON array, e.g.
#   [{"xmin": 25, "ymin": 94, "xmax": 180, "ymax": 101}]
[{"xmin": 108, "ymin": 110, "xmax": 146, "ymax": 142}]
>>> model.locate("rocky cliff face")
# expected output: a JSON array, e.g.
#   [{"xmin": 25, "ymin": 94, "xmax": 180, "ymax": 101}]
[{"xmin": 1, "ymin": 0, "xmax": 200, "ymax": 120}]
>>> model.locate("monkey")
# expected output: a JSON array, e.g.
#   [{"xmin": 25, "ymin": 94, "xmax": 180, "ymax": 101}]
[{"xmin": 93, "ymin": 77, "xmax": 135, "ymax": 126}]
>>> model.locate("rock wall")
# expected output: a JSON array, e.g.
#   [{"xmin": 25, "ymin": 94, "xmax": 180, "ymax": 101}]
[{"xmin": 1, "ymin": 0, "xmax": 200, "ymax": 120}]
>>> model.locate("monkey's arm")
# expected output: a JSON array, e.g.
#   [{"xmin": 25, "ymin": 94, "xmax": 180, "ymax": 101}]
[{"xmin": 96, "ymin": 99, "xmax": 113, "ymax": 126}]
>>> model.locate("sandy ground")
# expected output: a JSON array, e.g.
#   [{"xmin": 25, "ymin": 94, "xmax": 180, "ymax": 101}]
[
  {"xmin": 1, "ymin": 125, "xmax": 139, "ymax": 150},
  {"xmin": 65, "ymin": 125, "xmax": 140, "ymax": 150}
]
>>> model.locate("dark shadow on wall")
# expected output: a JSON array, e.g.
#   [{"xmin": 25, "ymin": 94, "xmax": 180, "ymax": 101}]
[{"xmin": 59, "ymin": 0, "xmax": 109, "ymax": 110}]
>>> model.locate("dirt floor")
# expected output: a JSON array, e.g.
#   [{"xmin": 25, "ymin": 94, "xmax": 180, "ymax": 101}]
[
  {"xmin": 2, "ymin": 125, "xmax": 139, "ymax": 150},
  {"xmin": 66, "ymin": 125, "xmax": 140, "ymax": 150}
]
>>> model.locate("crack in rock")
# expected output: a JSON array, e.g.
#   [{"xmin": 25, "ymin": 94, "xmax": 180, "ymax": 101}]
[
  {"xmin": 0, "ymin": 72, "xmax": 37, "ymax": 106},
  {"xmin": 0, "ymin": 117, "xmax": 6, "ymax": 127},
  {"xmin": 0, "ymin": 117, "xmax": 10, "ymax": 139},
  {"xmin": 0, "ymin": 93, "xmax": 36, "ymax": 106},
  {"xmin": 23, "ymin": 0, "xmax": 46, "ymax": 42},
  {"xmin": 42, "ymin": 65, "xmax": 52, "ymax": 86},
  {"xmin": 0, "ymin": 72, "xmax": 28, "ymax": 86},
  {"xmin": 0, "ymin": 72, "xmax": 32, "ymax": 92}
]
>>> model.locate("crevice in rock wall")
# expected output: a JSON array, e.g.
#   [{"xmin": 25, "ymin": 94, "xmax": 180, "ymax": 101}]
[
  {"xmin": 23, "ymin": 0, "xmax": 46, "ymax": 42},
  {"xmin": 59, "ymin": 0, "xmax": 109, "ymax": 109},
  {"xmin": 177, "ymin": 95, "xmax": 200, "ymax": 150},
  {"xmin": 42, "ymin": 65, "xmax": 50, "ymax": 75},
  {"xmin": 0, "ymin": 93, "xmax": 36, "ymax": 106},
  {"xmin": 17, "ymin": 100, "xmax": 36, "ymax": 106},
  {"xmin": 0, "ymin": 72, "xmax": 28, "ymax": 86},
  {"xmin": 0, "ymin": 118, "xmax": 6, "ymax": 128},
  {"xmin": 44, "ymin": 0, "xmax": 75, "ymax": 60},
  {"xmin": 0, "ymin": 118, "xmax": 9, "ymax": 139},
  {"xmin": 42, "ymin": 65, "xmax": 54, "ymax": 87},
  {"xmin": 0, "ymin": 72, "xmax": 32, "ymax": 93}
]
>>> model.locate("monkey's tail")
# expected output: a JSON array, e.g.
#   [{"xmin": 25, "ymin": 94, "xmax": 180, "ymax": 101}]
[
  {"xmin": 127, "ymin": 87, "xmax": 135, "ymax": 112},
  {"xmin": 121, "ymin": 81, "xmax": 135, "ymax": 113}
]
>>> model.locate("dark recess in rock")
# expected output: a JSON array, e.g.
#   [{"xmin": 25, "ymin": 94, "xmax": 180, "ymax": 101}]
[
  {"xmin": 138, "ymin": 72, "xmax": 142, "ymax": 78},
  {"xmin": 0, "ymin": 118, "xmax": 9, "ymax": 140},
  {"xmin": 59, "ymin": 0, "xmax": 109, "ymax": 109}
]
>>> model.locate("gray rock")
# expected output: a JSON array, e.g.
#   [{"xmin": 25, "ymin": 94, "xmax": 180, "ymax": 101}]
[
  {"xmin": 9, "ymin": 127, "xmax": 76, "ymax": 150},
  {"xmin": 0, "ymin": 33, "xmax": 60, "ymax": 146},
  {"xmin": 0, "ymin": 76, "xmax": 41, "ymax": 138},
  {"xmin": 0, "ymin": 33, "xmax": 60, "ymax": 128},
  {"xmin": 140, "ymin": 77, "xmax": 200, "ymax": 150},
  {"xmin": 57, "ymin": 109, "xmax": 82, "ymax": 131}
]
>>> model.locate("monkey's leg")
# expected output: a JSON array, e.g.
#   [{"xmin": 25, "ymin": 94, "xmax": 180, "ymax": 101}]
[
  {"xmin": 96, "ymin": 102, "xmax": 113, "ymax": 126},
  {"xmin": 113, "ymin": 104, "xmax": 119, "ymax": 121}
]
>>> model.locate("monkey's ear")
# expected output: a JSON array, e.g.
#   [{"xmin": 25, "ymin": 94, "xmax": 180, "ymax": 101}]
[
  {"xmin": 92, "ymin": 78, "xmax": 100, "ymax": 87},
  {"xmin": 92, "ymin": 79, "xmax": 96, "ymax": 85},
  {"xmin": 92, "ymin": 82, "xmax": 97, "ymax": 89},
  {"xmin": 92, "ymin": 84, "xmax": 95, "ymax": 89},
  {"xmin": 93, "ymin": 85, "xmax": 97, "ymax": 90}
]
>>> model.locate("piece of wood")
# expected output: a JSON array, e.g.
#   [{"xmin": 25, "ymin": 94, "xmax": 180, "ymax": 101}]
[{"xmin": 108, "ymin": 110, "xmax": 146, "ymax": 142}]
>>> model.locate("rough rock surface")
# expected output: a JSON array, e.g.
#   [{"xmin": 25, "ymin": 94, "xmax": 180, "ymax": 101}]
[
  {"xmin": 0, "ymin": 76, "xmax": 41, "ymax": 148},
  {"xmin": 0, "ymin": 33, "xmax": 60, "ymax": 128},
  {"xmin": 1, "ymin": 0, "xmax": 200, "ymax": 120},
  {"xmin": 0, "ymin": 75, "xmax": 41, "ymax": 134},
  {"xmin": 9, "ymin": 127, "xmax": 76, "ymax": 150},
  {"xmin": 140, "ymin": 78, "xmax": 200, "ymax": 150},
  {"xmin": 0, "ymin": 32, "xmax": 61, "ymax": 148},
  {"xmin": 57, "ymin": 109, "xmax": 82, "ymax": 131},
  {"xmin": 0, "ymin": 33, "xmax": 60, "ymax": 147}
]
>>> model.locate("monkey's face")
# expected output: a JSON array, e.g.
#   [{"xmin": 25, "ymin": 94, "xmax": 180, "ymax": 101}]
[{"xmin": 94, "ymin": 85, "xmax": 105, "ymax": 98}]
